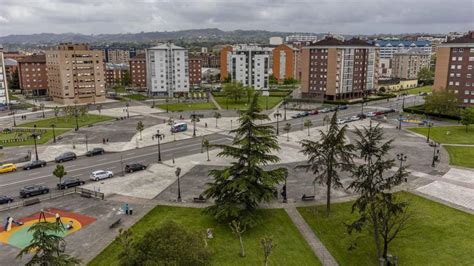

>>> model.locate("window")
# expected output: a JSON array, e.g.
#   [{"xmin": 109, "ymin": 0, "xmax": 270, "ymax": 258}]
[
  {"xmin": 452, "ymin": 56, "xmax": 457, "ymax": 61},
  {"xmin": 458, "ymin": 57, "xmax": 463, "ymax": 61},
  {"xmin": 469, "ymin": 57, "xmax": 474, "ymax": 62},
  {"xmin": 468, "ymin": 74, "xmax": 472, "ymax": 78},
  {"xmin": 465, "ymin": 90, "xmax": 470, "ymax": 95},
  {"xmin": 456, "ymin": 73, "xmax": 461, "ymax": 77},
  {"xmin": 469, "ymin": 65, "xmax": 473, "ymax": 70},
  {"xmin": 467, "ymin": 82, "xmax": 471, "ymax": 86},
  {"xmin": 457, "ymin": 65, "xmax": 462, "ymax": 70},
  {"xmin": 451, "ymin": 65, "xmax": 455, "ymax": 69},
  {"xmin": 455, "ymin": 82, "xmax": 460, "ymax": 86},
  {"xmin": 449, "ymin": 81, "xmax": 454, "ymax": 85},
  {"xmin": 450, "ymin": 73, "xmax": 455, "ymax": 77}
]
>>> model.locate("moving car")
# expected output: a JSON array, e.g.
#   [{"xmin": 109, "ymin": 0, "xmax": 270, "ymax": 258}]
[
  {"xmin": 171, "ymin": 122, "xmax": 188, "ymax": 133},
  {"xmin": 0, "ymin": 196, "xmax": 13, "ymax": 204},
  {"xmin": 0, "ymin": 163, "xmax": 17, "ymax": 174},
  {"xmin": 55, "ymin": 152, "xmax": 77, "ymax": 163},
  {"xmin": 90, "ymin": 170, "xmax": 114, "ymax": 181},
  {"xmin": 125, "ymin": 163, "xmax": 147, "ymax": 173},
  {"xmin": 86, "ymin": 148, "xmax": 105, "ymax": 157},
  {"xmin": 20, "ymin": 185, "xmax": 49, "ymax": 198},
  {"xmin": 57, "ymin": 178, "xmax": 85, "ymax": 190},
  {"xmin": 291, "ymin": 112, "xmax": 309, "ymax": 119},
  {"xmin": 23, "ymin": 160, "xmax": 47, "ymax": 170},
  {"xmin": 308, "ymin": 109, "xmax": 319, "ymax": 115}
]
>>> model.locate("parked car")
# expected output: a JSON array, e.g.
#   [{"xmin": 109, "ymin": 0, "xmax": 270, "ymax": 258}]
[
  {"xmin": 57, "ymin": 178, "xmax": 85, "ymax": 190},
  {"xmin": 0, "ymin": 196, "xmax": 13, "ymax": 204},
  {"xmin": 0, "ymin": 163, "xmax": 17, "ymax": 174},
  {"xmin": 20, "ymin": 185, "xmax": 49, "ymax": 198},
  {"xmin": 356, "ymin": 113, "xmax": 367, "ymax": 119},
  {"xmin": 419, "ymin": 92, "xmax": 428, "ymax": 96},
  {"xmin": 336, "ymin": 119, "xmax": 347, "ymax": 125},
  {"xmin": 308, "ymin": 109, "xmax": 319, "ymax": 115},
  {"xmin": 90, "ymin": 170, "xmax": 114, "ymax": 181},
  {"xmin": 86, "ymin": 148, "xmax": 105, "ymax": 157},
  {"xmin": 381, "ymin": 108, "xmax": 396, "ymax": 114},
  {"xmin": 319, "ymin": 108, "xmax": 331, "ymax": 113},
  {"xmin": 349, "ymin": 116, "xmax": 360, "ymax": 122},
  {"xmin": 329, "ymin": 106, "xmax": 338, "ymax": 112},
  {"xmin": 366, "ymin": 112, "xmax": 377, "ymax": 117},
  {"xmin": 23, "ymin": 160, "xmax": 47, "ymax": 170},
  {"xmin": 291, "ymin": 113, "xmax": 305, "ymax": 119},
  {"xmin": 125, "ymin": 163, "xmax": 147, "ymax": 173},
  {"xmin": 338, "ymin": 105, "xmax": 348, "ymax": 110},
  {"xmin": 55, "ymin": 152, "xmax": 77, "ymax": 163}
]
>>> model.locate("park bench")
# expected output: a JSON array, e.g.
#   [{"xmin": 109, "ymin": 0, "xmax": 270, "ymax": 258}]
[
  {"xmin": 109, "ymin": 218, "xmax": 121, "ymax": 229},
  {"xmin": 23, "ymin": 198, "xmax": 40, "ymax": 206},
  {"xmin": 80, "ymin": 191, "xmax": 92, "ymax": 198},
  {"xmin": 301, "ymin": 194, "xmax": 315, "ymax": 201},
  {"xmin": 193, "ymin": 195, "xmax": 207, "ymax": 203}
]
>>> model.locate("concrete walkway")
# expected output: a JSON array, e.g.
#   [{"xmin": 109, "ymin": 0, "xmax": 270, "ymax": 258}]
[
  {"xmin": 209, "ymin": 94, "xmax": 223, "ymax": 110},
  {"xmin": 284, "ymin": 206, "xmax": 338, "ymax": 266}
]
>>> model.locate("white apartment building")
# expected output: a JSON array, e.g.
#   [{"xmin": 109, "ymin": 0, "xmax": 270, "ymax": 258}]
[
  {"xmin": 0, "ymin": 45, "xmax": 10, "ymax": 105},
  {"xmin": 224, "ymin": 45, "xmax": 272, "ymax": 90},
  {"xmin": 146, "ymin": 43, "xmax": 189, "ymax": 96},
  {"xmin": 286, "ymin": 35, "xmax": 318, "ymax": 43}
]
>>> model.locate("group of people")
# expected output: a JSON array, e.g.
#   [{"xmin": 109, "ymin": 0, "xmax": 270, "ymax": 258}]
[{"xmin": 102, "ymin": 138, "xmax": 110, "ymax": 144}]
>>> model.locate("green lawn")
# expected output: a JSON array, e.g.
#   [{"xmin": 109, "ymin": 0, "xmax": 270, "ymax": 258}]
[
  {"xmin": 17, "ymin": 114, "xmax": 115, "ymax": 129},
  {"xmin": 409, "ymin": 126, "xmax": 474, "ymax": 144},
  {"xmin": 398, "ymin": 85, "xmax": 432, "ymax": 95},
  {"xmin": 89, "ymin": 206, "xmax": 319, "ymax": 266},
  {"xmin": 215, "ymin": 96, "xmax": 284, "ymax": 110},
  {"xmin": 298, "ymin": 192, "xmax": 474, "ymax": 265},
  {"xmin": 0, "ymin": 129, "xmax": 69, "ymax": 147},
  {"xmin": 157, "ymin": 102, "xmax": 217, "ymax": 111},
  {"xmin": 444, "ymin": 146, "xmax": 474, "ymax": 168}
]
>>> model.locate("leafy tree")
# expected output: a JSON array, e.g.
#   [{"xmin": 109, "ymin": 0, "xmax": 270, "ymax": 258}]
[
  {"xmin": 223, "ymin": 82, "xmax": 245, "ymax": 103},
  {"xmin": 203, "ymin": 94, "xmax": 287, "ymax": 226},
  {"xmin": 299, "ymin": 111, "xmax": 354, "ymax": 216},
  {"xmin": 8, "ymin": 70, "xmax": 20, "ymax": 91},
  {"xmin": 283, "ymin": 77, "xmax": 298, "ymax": 85},
  {"xmin": 229, "ymin": 220, "xmax": 246, "ymax": 257},
  {"xmin": 223, "ymin": 75, "xmax": 232, "ymax": 83},
  {"xmin": 79, "ymin": 105, "xmax": 88, "ymax": 121},
  {"xmin": 283, "ymin": 123, "xmax": 291, "ymax": 141},
  {"xmin": 122, "ymin": 70, "xmax": 131, "ymax": 86},
  {"xmin": 245, "ymin": 86, "xmax": 255, "ymax": 103},
  {"xmin": 17, "ymin": 222, "xmax": 80, "ymax": 266},
  {"xmin": 304, "ymin": 119, "xmax": 313, "ymax": 136},
  {"xmin": 424, "ymin": 90, "xmax": 460, "ymax": 116},
  {"xmin": 53, "ymin": 106, "xmax": 60, "ymax": 121},
  {"xmin": 347, "ymin": 122, "xmax": 409, "ymax": 260},
  {"xmin": 460, "ymin": 107, "xmax": 474, "ymax": 132},
  {"xmin": 417, "ymin": 67, "xmax": 434, "ymax": 83},
  {"xmin": 120, "ymin": 221, "xmax": 211, "ymax": 266},
  {"xmin": 96, "ymin": 104, "xmax": 102, "ymax": 114},
  {"xmin": 136, "ymin": 121, "xmax": 145, "ymax": 140},
  {"xmin": 116, "ymin": 228, "xmax": 133, "ymax": 262},
  {"xmin": 202, "ymin": 137, "xmax": 211, "ymax": 161},
  {"xmin": 213, "ymin": 112, "xmax": 222, "ymax": 128},
  {"xmin": 269, "ymin": 74, "xmax": 278, "ymax": 85},
  {"xmin": 53, "ymin": 164, "xmax": 67, "ymax": 189},
  {"xmin": 261, "ymin": 236, "xmax": 275, "ymax": 266}
]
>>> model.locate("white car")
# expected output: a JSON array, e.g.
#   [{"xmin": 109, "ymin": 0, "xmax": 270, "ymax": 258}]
[
  {"xmin": 336, "ymin": 119, "xmax": 347, "ymax": 125},
  {"xmin": 90, "ymin": 170, "xmax": 114, "ymax": 181},
  {"xmin": 366, "ymin": 112, "xmax": 377, "ymax": 117},
  {"xmin": 349, "ymin": 116, "xmax": 360, "ymax": 121}
]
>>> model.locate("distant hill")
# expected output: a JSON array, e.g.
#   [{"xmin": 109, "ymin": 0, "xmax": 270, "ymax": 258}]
[{"xmin": 0, "ymin": 28, "xmax": 328, "ymax": 45}]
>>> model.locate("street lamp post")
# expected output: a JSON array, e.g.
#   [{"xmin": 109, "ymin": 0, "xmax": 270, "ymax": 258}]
[
  {"xmin": 398, "ymin": 113, "xmax": 403, "ymax": 131},
  {"xmin": 190, "ymin": 111, "xmax": 199, "ymax": 137},
  {"xmin": 273, "ymin": 111, "xmax": 282, "ymax": 135},
  {"xmin": 402, "ymin": 94, "xmax": 406, "ymax": 110},
  {"xmin": 361, "ymin": 95, "xmax": 367, "ymax": 116},
  {"xmin": 12, "ymin": 111, "xmax": 16, "ymax": 127},
  {"xmin": 175, "ymin": 167, "xmax": 182, "ymax": 202},
  {"xmin": 153, "ymin": 130, "xmax": 165, "ymax": 162},
  {"xmin": 51, "ymin": 124, "xmax": 56, "ymax": 143},
  {"xmin": 41, "ymin": 103, "xmax": 45, "ymax": 118},
  {"xmin": 31, "ymin": 125, "xmax": 39, "ymax": 161},
  {"xmin": 74, "ymin": 108, "xmax": 79, "ymax": 131},
  {"xmin": 431, "ymin": 142, "xmax": 440, "ymax": 167},
  {"xmin": 165, "ymin": 98, "xmax": 169, "ymax": 113},
  {"xmin": 426, "ymin": 122, "xmax": 433, "ymax": 143},
  {"xmin": 396, "ymin": 153, "xmax": 407, "ymax": 171},
  {"xmin": 282, "ymin": 172, "xmax": 288, "ymax": 203},
  {"xmin": 283, "ymin": 100, "xmax": 287, "ymax": 121},
  {"xmin": 125, "ymin": 102, "xmax": 130, "ymax": 118}
]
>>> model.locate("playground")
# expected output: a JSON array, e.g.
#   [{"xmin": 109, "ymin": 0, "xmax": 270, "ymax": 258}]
[{"xmin": 0, "ymin": 208, "xmax": 96, "ymax": 249}]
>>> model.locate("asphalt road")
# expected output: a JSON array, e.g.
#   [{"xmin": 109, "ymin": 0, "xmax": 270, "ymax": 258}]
[{"xmin": 0, "ymin": 95, "xmax": 423, "ymax": 201}]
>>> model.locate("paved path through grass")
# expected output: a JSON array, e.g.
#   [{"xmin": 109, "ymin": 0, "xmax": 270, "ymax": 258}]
[{"xmin": 285, "ymin": 206, "xmax": 338, "ymax": 266}]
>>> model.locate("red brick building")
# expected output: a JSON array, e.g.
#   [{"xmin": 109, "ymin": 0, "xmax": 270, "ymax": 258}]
[
  {"xmin": 105, "ymin": 63, "xmax": 129, "ymax": 88},
  {"xmin": 129, "ymin": 54, "xmax": 146, "ymax": 89},
  {"xmin": 190, "ymin": 52, "xmax": 220, "ymax": 68},
  {"xmin": 17, "ymin": 54, "xmax": 49, "ymax": 95},
  {"xmin": 188, "ymin": 58, "xmax": 202, "ymax": 87}
]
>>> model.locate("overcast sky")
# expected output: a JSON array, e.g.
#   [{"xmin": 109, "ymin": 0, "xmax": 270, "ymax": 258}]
[{"xmin": 0, "ymin": 0, "xmax": 473, "ymax": 36}]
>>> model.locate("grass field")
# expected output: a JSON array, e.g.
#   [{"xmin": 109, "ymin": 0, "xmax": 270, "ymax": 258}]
[
  {"xmin": 0, "ymin": 129, "xmax": 69, "ymax": 147},
  {"xmin": 408, "ymin": 126, "xmax": 474, "ymax": 144},
  {"xmin": 214, "ymin": 96, "xmax": 284, "ymax": 110},
  {"xmin": 298, "ymin": 192, "xmax": 474, "ymax": 265},
  {"xmin": 397, "ymin": 85, "xmax": 432, "ymax": 95},
  {"xmin": 444, "ymin": 146, "xmax": 474, "ymax": 168},
  {"xmin": 157, "ymin": 102, "xmax": 217, "ymax": 111},
  {"xmin": 18, "ymin": 114, "xmax": 115, "ymax": 129},
  {"xmin": 89, "ymin": 206, "xmax": 319, "ymax": 266}
]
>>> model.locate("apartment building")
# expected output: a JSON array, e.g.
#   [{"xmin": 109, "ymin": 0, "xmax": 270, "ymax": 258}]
[
  {"xmin": 392, "ymin": 48, "xmax": 431, "ymax": 79},
  {"xmin": 106, "ymin": 49, "xmax": 130, "ymax": 64},
  {"xmin": 105, "ymin": 63, "xmax": 129, "ymax": 88},
  {"xmin": 433, "ymin": 32, "xmax": 474, "ymax": 106},
  {"xmin": 188, "ymin": 58, "xmax": 202, "ymax": 88},
  {"xmin": 220, "ymin": 45, "xmax": 272, "ymax": 90},
  {"xmin": 190, "ymin": 52, "xmax": 220, "ymax": 68},
  {"xmin": 286, "ymin": 35, "xmax": 318, "ymax": 43},
  {"xmin": 300, "ymin": 37, "xmax": 378, "ymax": 100},
  {"xmin": 272, "ymin": 44, "xmax": 299, "ymax": 83},
  {"xmin": 45, "ymin": 43, "xmax": 105, "ymax": 104},
  {"xmin": 18, "ymin": 54, "xmax": 49, "ymax": 95},
  {"xmin": 146, "ymin": 43, "xmax": 189, "ymax": 96},
  {"xmin": 0, "ymin": 45, "xmax": 9, "ymax": 105},
  {"xmin": 129, "ymin": 53, "xmax": 146, "ymax": 89}
]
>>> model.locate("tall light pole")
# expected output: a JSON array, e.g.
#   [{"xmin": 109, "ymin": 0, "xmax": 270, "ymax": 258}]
[
  {"xmin": 165, "ymin": 98, "xmax": 169, "ymax": 113},
  {"xmin": 190, "ymin": 111, "xmax": 199, "ymax": 137},
  {"xmin": 40, "ymin": 103, "xmax": 45, "ymax": 118},
  {"xmin": 398, "ymin": 113, "xmax": 403, "ymax": 131},
  {"xmin": 282, "ymin": 172, "xmax": 288, "ymax": 203},
  {"xmin": 283, "ymin": 100, "xmax": 287, "ymax": 121},
  {"xmin": 361, "ymin": 94, "xmax": 367, "ymax": 116},
  {"xmin": 402, "ymin": 94, "xmax": 406, "ymax": 110},
  {"xmin": 273, "ymin": 111, "xmax": 282, "ymax": 135},
  {"xmin": 175, "ymin": 167, "xmax": 182, "ymax": 202},
  {"xmin": 12, "ymin": 111, "xmax": 16, "ymax": 127},
  {"xmin": 51, "ymin": 124, "xmax": 56, "ymax": 143},
  {"xmin": 125, "ymin": 102, "xmax": 130, "ymax": 118},
  {"xmin": 431, "ymin": 142, "xmax": 440, "ymax": 167},
  {"xmin": 153, "ymin": 130, "xmax": 165, "ymax": 162},
  {"xmin": 31, "ymin": 125, "xmax": 39, "ymax": 161},
  {"xmin": 74, "ymin": 107, "xmax": 79, "ymax": 132},
  {"xmin": 396, "ymin": 153, "xmax": 407, "ymax": 171},
  {"xmin": 426, "ymin": 122, "xmax": 433, "ymax": 143}
]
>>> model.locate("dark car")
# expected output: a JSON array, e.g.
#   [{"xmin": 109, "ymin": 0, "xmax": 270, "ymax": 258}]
[
  {"xmin": 0, "ymin": 196, "xmax": 13, "ymax": 204},
  {"xmin": 20, "ymin": 185, "xmax": 49, "ymax": 198},
  {"xmin": 55, "ymin": 152, "xmax": 77, "ymax": 163},
  {"xmin": 57, "ymin": 178, "xmax": 85, "ymax": 190},
  {"xmin": 125, "ymin": 163, "xmax": 147, "ymax": 173},
  {"xmin": 23, "ymin": 160, "xmax": 47, "ymax": 170},
  {"xmin": 382, "ymin": 108, "xmax": 396, "ymax": 114},
  {"xmin": 338, "ymin": 105, "xmax": 348, "ymax": 110},
  {"xmin": 86, "ymin": 148, "xmax": 105, "ymax": 157}
]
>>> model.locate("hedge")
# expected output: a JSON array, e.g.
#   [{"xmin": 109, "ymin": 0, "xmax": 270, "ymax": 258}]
[{"xmin": 403, "ymin": 105, "xmax": 461, "ymax": 120}]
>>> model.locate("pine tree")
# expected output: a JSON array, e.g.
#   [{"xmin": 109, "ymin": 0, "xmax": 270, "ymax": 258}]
[{"xmin": 204, "ymin": 93, "xmax": 287, "ymax": 226}]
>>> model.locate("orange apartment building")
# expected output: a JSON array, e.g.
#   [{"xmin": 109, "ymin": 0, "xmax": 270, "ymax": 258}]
[
  {"xmin": 129, "ymin": 53, "xmax": 147, "ymax": 89},
  {"xmin": 219, "ymin": 46, "xmax": 233, "ymax": 81},
  {"xmin": 272, "ymin": 44, "xmax": 299, "ymax": 83}
]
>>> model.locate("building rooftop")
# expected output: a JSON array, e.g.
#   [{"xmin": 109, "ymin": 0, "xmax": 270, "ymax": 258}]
[
  {"xmin": 310, "ymin": 37, "xmax": 374, "ymax": 47},
  {"xmin": 371, "ymin": 40, "xmax": 431, "ymax": 47},
  {"xmin": 446, "ymin": 31, "xmax": 474, "ymax": 44},
  {"xmin": 4, "ymin": 58, "xmax": 18, "ymax": 66},
  {"xmin": 149, "ymin": 43, "xmax": 185, "ymax": 50},
  {"xmin": 18, "ymin": 54, "xmax": 46, "ymax": 63},
  {"xmin": 130, "ymin": 53, "xmax": 146, "ymax": 60},
  {"xmin": 393, "ymin": 48, "xmax": 431, "ymax": 56}
]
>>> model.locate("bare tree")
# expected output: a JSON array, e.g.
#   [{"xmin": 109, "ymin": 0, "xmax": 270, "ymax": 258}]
[
  {"xmin": 260, "ymin": 236, "xmax": 275, "ymax": 266},
  {"xmin": 229, "ymin": 220, "xmax": 246, "ymax": 257}
]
